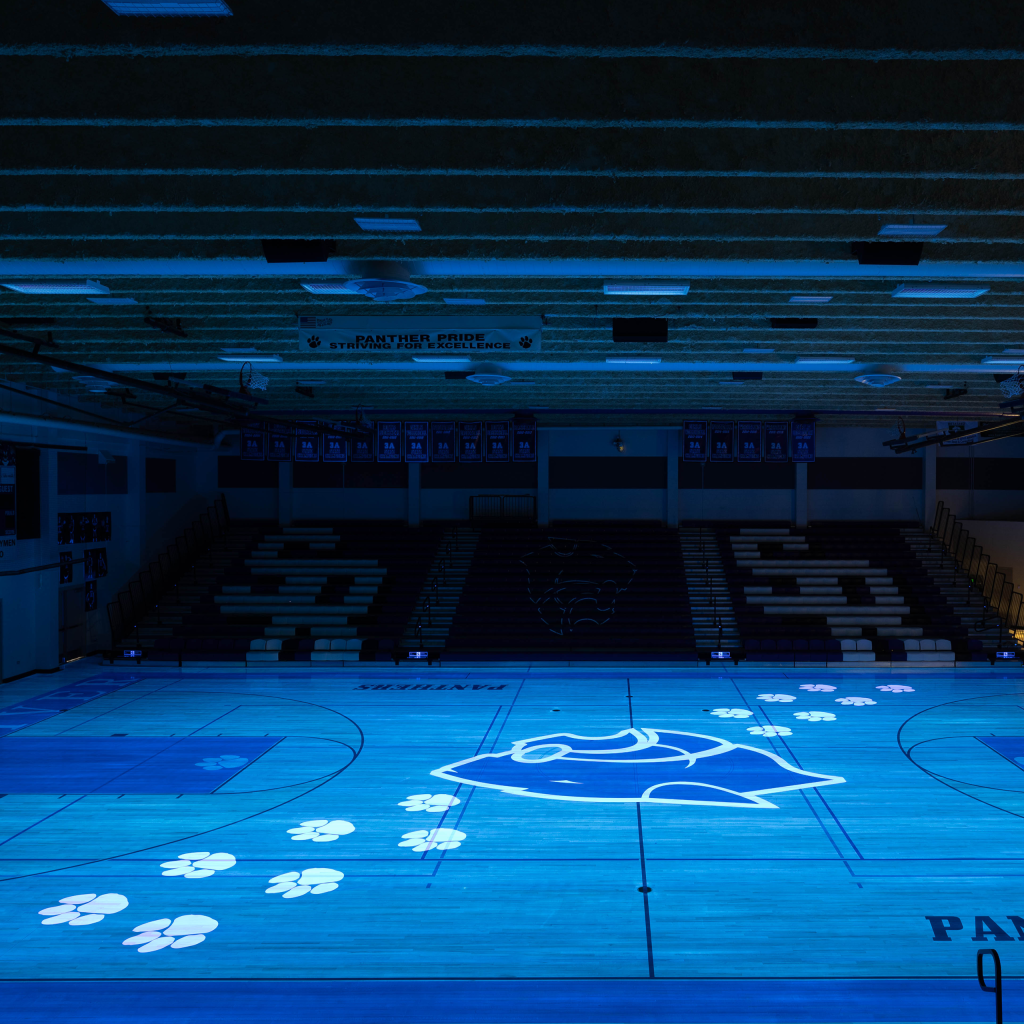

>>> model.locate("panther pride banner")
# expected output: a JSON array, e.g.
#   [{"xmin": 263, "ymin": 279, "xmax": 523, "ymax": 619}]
[{"xmin": 296, "ymin": 316, "xmax": 543, "ymax": 355}]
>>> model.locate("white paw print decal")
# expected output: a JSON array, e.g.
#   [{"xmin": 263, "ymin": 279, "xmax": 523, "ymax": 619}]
[
  {"xmin": 747, "ymin": 725, "xmax": 793, "ymax": 737},
  {"xmin": 877, "ymin": 684, "xmax": 914, "ymax": 692},
  {"xmin": 160, "ymin": 851, "xmax": 236, "ymax": 878},
  {"xmin": 708, "ymin": 708, "xmax": 754, "ymax": 718},
  {"xmin": 266, "ymin": 868, "xmax": 344, "ymax": 898},
  {"xmin": 835, "ymin": 697, "xmax": 877, "ymax": 706},
  {"xmin": 39, "ymin": 892, "xmax": 128, "ymax": 926},
  {"xmin": 800, "ymin": 684, "xmax": 836, "ymax": 692},
  {"xmin": 123, "ymin": 915, "xmax": 218, "ymax": 952},
  {"xmin": 793, "ymin": 711, "xmax": 837, "ymax": 722},
  {"xmin": 757, "ymin": 693, "xmax": 796, "ymax": 703},
  {"xmin": 287, "ymin": 819, "xmax": 355, "ymax": 842},
  {"xmin": 195, "ymin": 754, "xmax": 249, "ymax": 771},
  {"xmin": 399, "ymin": 827, "xmax": 466, "ymax": 852},
  {"xmin": 398, "ymin": 793, "xmax": 461, "ymax": 812}
]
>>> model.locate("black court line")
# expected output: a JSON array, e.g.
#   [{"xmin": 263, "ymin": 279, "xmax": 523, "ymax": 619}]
[{"xmin": 627, "ymin": 678, "xmax": 657, "ymax": 979}]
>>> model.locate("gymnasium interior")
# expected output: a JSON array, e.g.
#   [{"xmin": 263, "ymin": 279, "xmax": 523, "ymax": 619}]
[{"xmin": 2, "ymin": 3, "xmax": 1024, "ymax": 1023}]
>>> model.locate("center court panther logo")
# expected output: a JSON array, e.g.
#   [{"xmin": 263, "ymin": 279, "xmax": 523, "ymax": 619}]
[
  {"xmin": 306, "ymin": 336, "xmax": 321, "ymax": 348},
  {"xmin": 432, "ymin": 728, "xmax": 845, "ymax": 808},
  {"xmin": 520, "ymin": 537, "xmax": 636, "ymax": 635}
]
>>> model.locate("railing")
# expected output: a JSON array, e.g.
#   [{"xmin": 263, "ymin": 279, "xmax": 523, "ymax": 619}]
[
  {"xmin": 106, "ymin": 495, "xmax": 229, "ymax": 650},
  {"xmin": 469, "ymin": 495, "xmax": 536, "ymax": 520},
  {"xmin": 931, "ymin": 500, "xmax": 1023, "ymax": 645}
]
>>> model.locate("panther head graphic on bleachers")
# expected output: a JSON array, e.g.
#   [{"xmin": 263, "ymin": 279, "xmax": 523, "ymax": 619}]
[{"xmin": 520, "ymin": 537, "xmax": 636, "ymax": 635}]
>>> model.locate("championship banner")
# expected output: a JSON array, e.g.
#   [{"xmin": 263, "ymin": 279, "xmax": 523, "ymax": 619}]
[
  {"xmin": 710, "ymin": 422, "xmax": 735, "ymax": 462},
  {"xmin": 459, "ymin": 423, "xmax": 482, "ymax": 462},
  {"xmin": 486, "ymin": 422, "xmax": 509, "ymax": 462},
  {"xmin": 323, "ymin": 429, "xmax": 347, "ymax": 463},
  {"xmin": 737, "ymin": 422, "xmax": 762, "ymax": 463},
  {"xmin": 765, "ymin": 422, "xmax": 789, "ymax": 462},
  {"xmin": 240, "ymin": 422, "xmax": 265, "ymax": 461},
  {"xmin": 294, "ymin": 422, "xmax": 320, "ymax": 462},
  {"xmin": 431, "ymin": 422, "xmax": 456, "ymax": 462},
  {"xmin": 791, "ymin": 421, "xmax": 816, "ymax": 463},
  {"xmin": 351, "ymin": 435, "xmax": 374, "ymax": 462},
  {"xmin": 405, "ymin": 422, "xmax": 429, "ymax": 463},
  {"xmin": 376, "ymin": 422, "xmax": 402, "ymax": 463},
  {"xmin": 296, "ymin": 316, "xmax": 543, "ymax": 355},
  {"xmin": 512, "ymin": 421, "xmax": 537, "ymax": 462},
  {"xmin": 683, "ymin": 421, "xmax": 707, "ymax": 462},
  {"xmin": 268, "ymin": 425, "xmax": 291, "ymax": 462}
]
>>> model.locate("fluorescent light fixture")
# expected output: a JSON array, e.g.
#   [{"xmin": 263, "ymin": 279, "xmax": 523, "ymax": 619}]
[
  {"xmin": 789, "ymin": 295, "xmax": 832, "ymax": 303},
  {"xmin": 443, "ymin": 297, "xmax": 486, "ymax": 305},
  {"xmin": 603, "ymin": 281, "xmax": 690, "ymax": 295},
  {"xmin": 412, "ymin": 355, "xmax": 472, "ymax": 362},
  {"xmin": 795, "ymin": 356, "xmax": 855, "ymax": 364},
  {"xmin": 878, "ymin": 224, "xmax": 946, "ymax": 237},
  {"xmin": 220, "ymin": 347, "xmax": 256, "ymax": 353},
  {"xmin": 296, "ymin": 380, "xmax": 327, "ymax": 386},
  {"xmin": 718, "ymin": 381, "xmax": 746, "ymax": 385},
  {"xmin": 982, "ymin": 357, "xmax": 1024, "ymax": 364},
  {"xmin": 893, "ymin": 284, "xmax": 989, "ymax": 298},
  {"xmin": 217, "ymin": 355, "xmax": 282, "ymax": 363},
  {"xmin": 2, "ymin": 279, "xmax": 108, "ymax": 294},
  {"xmin": 353, "ymin": 217, "xmax": 421, "ymax": 232},
  {"xmin": 102, "ymin": 0, "xmax": 232, "ymax": 14},
  {"xmin": 606, "ymin": 357, "xmax": 662, "ymax": 364},
  {"xmin": 301, "ymin": 282, "xmax": 356, "ymax": 294},
  {"xmin": 743, "ymin": 348, "xmax": 775, "ymax": 354},
  {"xmin": 88, "ymin": 297, "xmax": 138, "ymax": 305},
  {"xmin": 1004, "ymin": 348, "xmax": 1024, "ymax": 354}
]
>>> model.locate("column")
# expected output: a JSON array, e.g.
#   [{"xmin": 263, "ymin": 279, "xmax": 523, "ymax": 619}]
[
  {"xmin": 665, "ymin": 428, "xmax": 679, "ymax": 527},
  {"xmin": 794, "ymin": 461, "xmax": 808, "ymax": 527},
  {"xmin": 922, "ymin": 446, "xmax": 937, "ymax": 528},
  {"xmin": 407, "ymin": 461, "xmax": 421, "ymax": 526},
  {"xmin": 277, "ymin": 460, "xmax": 293, "ymax": 526},
  {"xmin": 537, "ymin": 429, "xmax": 550, "ymax": 526}
]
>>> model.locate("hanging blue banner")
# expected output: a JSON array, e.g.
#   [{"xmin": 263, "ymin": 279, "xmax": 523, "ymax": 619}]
[
  {"xmin": 323, "ymin": 428, "xmax": 348, "ymax": 463},
  {"xmin": 737, "ymin": 421, "xmax": 762, "ymax": 463},
  {"xmin": 405, "ymin": 422, "xmax": 429, "ymax": 463},
  {"xmin": 683, "ymin": 421, "xmax": 707, "ymax": 462},
  {"xmin": 486, "ymin": 422, "xmax": 510, "ymax": 462},
  {"xmin": 376, "ymin": 421, "xmax": 402, "ymax": 463},
  {"xmin": 294, "ymin": 422, "xmax": 320, "ymax": 462},
  {"xmin": 765, "ymin": 422, "xmax": 789, "ymax": 462},
  {"xmin": 267, "ymin": 425, "xmax": 292, "ymax": 462},
  {"xmin": 791, "ymin": 421, "xmax": 816, "ymax": 463},
  {"xmin": 459, "ymin": 422, "xmax": 482, "ymax": 462},
  {"xmin": 710, "ymin": 421, "xmax": 734, "ymax": 462},
  {"xmin": 351, "ymin": 434, "xmax": 374, "ymax": 462},
  {"xmin": 240, "ymin": 422, "xmax": 265, "ymax": 461},
  {"xmin": 431, "ymin": 422, "xmax": 456, "ymax": 462},
  {"xmin": 512, "ymin": 421, "xmax": 537, "ymax": 462}
]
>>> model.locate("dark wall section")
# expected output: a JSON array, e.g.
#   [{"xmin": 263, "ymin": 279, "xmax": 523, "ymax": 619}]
[
  {"xmin": 937, "ymin": 458, "xmax": 1024, "ymax": 490},
  {"xmin": 218, "ymin": 457, "xmax": 278, "ymax": 488},
  {"xmin": 15, "ymin": 446, "xmax": 40, "ymax": 539},
  {"xmin": 808, "ymin": 458, "xmax": 922, "ymax": 489},
  {"xmin": 57, "ymin": 452, "xmax": 128, "ymax": 495},
  {"xmin": 551, "ymin": 456, "xmax": 666, "ymax": 488},
  {"xmin": 293, "ymin": 462, "xmax": 408, "ymax": 488},
  {"xmin": 145, "ymin": 457, "xmax": 176, "ymax": 494},
  {"xmin": 680, "ymin": 462, "xmax": 795, "ymax": 488},
  {"xmin": 422, "ymin": 463, "xmax": 537, "ymax": 488}
]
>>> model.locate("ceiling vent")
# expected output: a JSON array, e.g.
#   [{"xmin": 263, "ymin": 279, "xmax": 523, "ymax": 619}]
[{"xmin": 465, "ymin": 362, "xmax": 512, "ymax": 386}]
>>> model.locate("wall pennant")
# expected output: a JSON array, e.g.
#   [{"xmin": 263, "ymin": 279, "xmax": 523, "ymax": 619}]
[
  {"xmin": 710, "ymin": 421, "xmax": 735, "ymax": 463},
  {"xmin": 485, "ymin": 422, "xmax": 510, "ymax": 462},
  {"xmin": 405, "ymin": 422, "xmax": 429, "ymax": 463},
  {"xmin": 294, "ymin": 422, "xmax": 321, "ymax": 462},
  {"xmin": 376, "ymin": 421, "xmax": 402, "ymax": 463},
  {"xmin": 512, "ymin": 421, "xmax": 537, "ymax": 462},
  {"xmin": 683, "ymin": 421, "xmax": 708, "ymax": 462},
  {"xmin": 240, "ymin": 422, "xmax": 266, "ymax": 461},
  {"xmin": 765, "ymin": 422, "xmax": 789, "ymax": 462},
  {"xmin": 737, "ymin": 422, "xmax": 762, "ymax": 463},
  {"xmin": 791, "ymin": 421, "xmax": 816, "ymax": 463},
  {"xmin": 459, "ymin": 423, "xmax": 482, "ymax": 463},
  {"xmin": 431, "ymin": 422, "xmax": 456, "ymax": 463}
]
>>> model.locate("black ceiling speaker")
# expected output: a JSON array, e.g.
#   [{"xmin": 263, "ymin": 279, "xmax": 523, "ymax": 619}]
[
  {"xmin": 445, "ymin": 371, "xmax": 472, "ymax": 380},
  {"xmin": 769, "ymin": 318, "xmax": 817, "ymax": 329},
  {"xmin": 612, "ymin": 317, "xmax": 668, "ymax": 343},
  {"xmin": 850, "ymin": 242, "xmax": 923, "ymax": 266},
  {"xmin": 732, "ymin": 371, "xmax": 763, "ymax": 380},
  {"xmin": 261, "ymin": 240, "xmax": 335, "ymax": 263}
]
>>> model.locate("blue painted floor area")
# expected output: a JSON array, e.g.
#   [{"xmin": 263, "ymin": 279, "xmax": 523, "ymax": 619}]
[{"xmin": 0, "ymin": 662, "xmax": 1023, "ymax": 1023}]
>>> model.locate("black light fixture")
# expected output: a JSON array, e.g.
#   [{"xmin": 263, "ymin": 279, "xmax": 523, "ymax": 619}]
[{"xmin": 611, "ymin": 433, "xmax": 625, "ymax": 452}]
